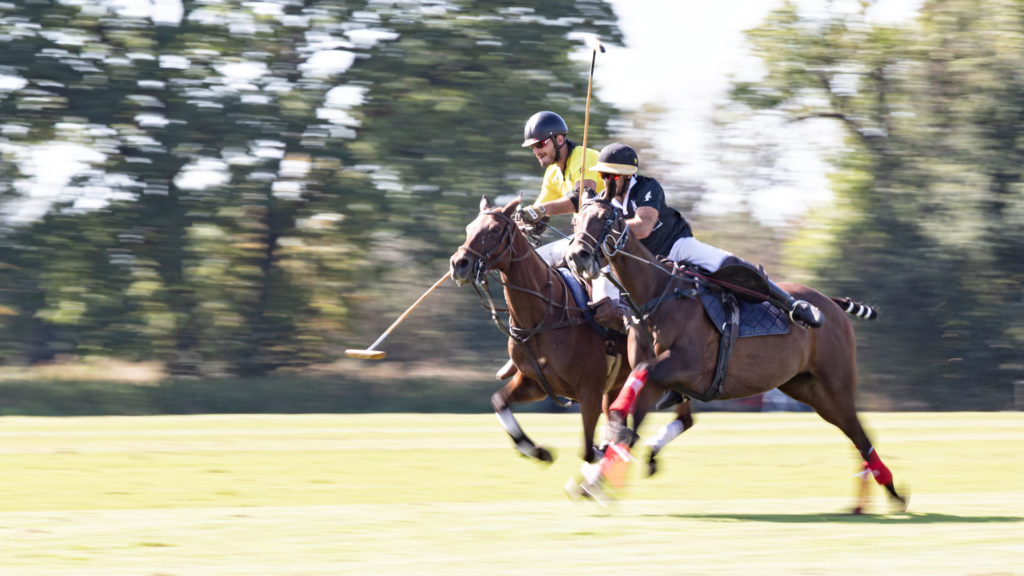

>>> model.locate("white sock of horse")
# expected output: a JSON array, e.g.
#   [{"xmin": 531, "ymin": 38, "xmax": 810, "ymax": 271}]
[{"xmin": 645, "ymin": 418, "xmax": 686, "ymax": 453}]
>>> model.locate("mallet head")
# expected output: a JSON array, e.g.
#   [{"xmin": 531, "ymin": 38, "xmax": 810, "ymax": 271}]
[{"xmin": 345, "ymin": 349, "xmax": 386, "ymax": 360}]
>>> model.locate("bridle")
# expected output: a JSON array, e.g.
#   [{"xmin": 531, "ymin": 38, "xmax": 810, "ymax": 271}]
[
  {"xmin": 459, "ymin": 209, "xmax": 527, "ymax": 285},
  {"xmin": 572, "ymin": 197, "xmax": 629, "ymax": 269},
  {"xmin": 461, "ymin": 207, "xmax": 587, "ymax": 408},
  {"xmin": 571, "ymin": 196, "xmax": 700, "ymax": 345}
]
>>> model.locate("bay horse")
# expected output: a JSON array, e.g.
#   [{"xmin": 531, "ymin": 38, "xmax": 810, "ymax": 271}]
[
  {"xmin": 449, "ymin": 196, "xmax": 642, "ymax": 468},
  {"xmin": 565, "ymin": 190, "xmax": 907, "ymax": 511}
]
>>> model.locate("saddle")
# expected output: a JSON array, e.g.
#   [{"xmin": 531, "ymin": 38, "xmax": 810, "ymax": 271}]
[{"xmin": 686, "ymin": 262, "xmax": 790, "ymax": 402}]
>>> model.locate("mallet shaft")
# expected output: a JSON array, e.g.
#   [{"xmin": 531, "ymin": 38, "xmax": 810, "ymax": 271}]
[{"xmin": 364, "ymin": 270, "xmax": 452, "ymax": 352}]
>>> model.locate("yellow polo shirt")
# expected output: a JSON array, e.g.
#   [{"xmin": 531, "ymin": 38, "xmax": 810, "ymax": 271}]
[{"xmin": 535, "ymin": 143, "xmax": 606, "ymax": 206}]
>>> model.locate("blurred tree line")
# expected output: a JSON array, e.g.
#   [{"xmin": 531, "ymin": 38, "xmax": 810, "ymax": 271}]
[
  {"xmin": 0, "ymin": 0, "xmax": 619, "ymax": 377},
  {"xmin": 0, "ymin": 0, "xmax": 1019, "ymax": 409},
  {"xmin": 729, "ymin": 0, "xmax": 1023, "ymax": 409}
]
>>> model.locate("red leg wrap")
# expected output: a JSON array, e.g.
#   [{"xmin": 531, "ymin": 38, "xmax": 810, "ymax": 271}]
[
  {"xmin": 865, "ymin": 450, "xmax": 893, "ymax": 486},
  {"xmin": 599, "ymin": 441, "xmax": 631, "ymax": 488},
  {"xmin": 609, "ymin": 368, "xmax": 648, "ymax": 415}
]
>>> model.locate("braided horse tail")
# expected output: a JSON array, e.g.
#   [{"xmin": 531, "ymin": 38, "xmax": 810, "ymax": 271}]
[{"xmin": 831, "ymin": 297, "xmax": 878, "ymax": 320}]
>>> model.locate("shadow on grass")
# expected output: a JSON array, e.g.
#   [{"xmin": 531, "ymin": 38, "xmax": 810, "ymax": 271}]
[{"xmin": 648, "ymin": 512, "xmax": 1022, "ymax": 524}]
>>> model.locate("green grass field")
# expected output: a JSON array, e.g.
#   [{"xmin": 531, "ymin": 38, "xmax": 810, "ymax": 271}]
[{"xmin": 0, "ymin": 411, "xmax": 1020, "ymax": 575}]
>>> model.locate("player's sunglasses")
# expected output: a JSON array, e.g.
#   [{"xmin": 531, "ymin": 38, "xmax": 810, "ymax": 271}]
[{"xmin": 530, "ymin": 137, "xmax": 551, "ymax": 150}]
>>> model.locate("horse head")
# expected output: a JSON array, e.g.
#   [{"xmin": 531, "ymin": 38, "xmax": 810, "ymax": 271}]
[
  {"xmin": 566, "ymin": 188, "xmax": 628, "ymax": 282},
  {"xmin": 449, "ymin": 196, "xmax": 522, "ymax": 286}
]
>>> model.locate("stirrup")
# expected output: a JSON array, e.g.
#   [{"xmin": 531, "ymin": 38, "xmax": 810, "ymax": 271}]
[{"xmin": 789, "ymin": 300, "xmax": 824, "ymax": 328}]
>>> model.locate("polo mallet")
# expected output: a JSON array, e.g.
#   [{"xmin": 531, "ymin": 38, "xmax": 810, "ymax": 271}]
[
  {"xmin": 345, "ymin": 271, "xmax": 451, "ymax": 360},
  {"xmin": 578, "ymin": 34, "xmax": 605, "ymax": 200}
]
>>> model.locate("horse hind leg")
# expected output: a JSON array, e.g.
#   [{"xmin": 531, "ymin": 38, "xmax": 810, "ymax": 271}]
[
  {"xmin": 492, "ymin": 374, "xmax": 555, "ymax": 463},
  {"xmin": 643, "ymin": 396, "xmax": 694, "ymax": 477},
  {"xmin": 778, "ymin": 376, "xmax": 908, "ymax": 513}
]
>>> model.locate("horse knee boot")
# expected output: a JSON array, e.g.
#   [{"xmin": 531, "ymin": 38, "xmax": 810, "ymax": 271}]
[{"xmin": 766, "ymin": 279, "xmax": 824, "ymax": 328}]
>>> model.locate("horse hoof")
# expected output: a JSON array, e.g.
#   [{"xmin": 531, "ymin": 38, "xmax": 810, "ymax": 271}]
[
  {"xmin": 852, "ymin": 506, "xmax": 864, "ymax": 515},
  {"xmin": 578, "ymin": 480, "xmax": 610, "ymax": 507},
  {"xmin": 535, "ymin": 446, "xmax": 556, "ymax": 463},
  {"xmin": 564, "ymin": 478, "xmax": 583, "ymax": 501},
  {"xmin": 646, "ymin": 448, "xmax": 659, "ymax": 476},
  {"xmin": 888, "ymin": 484, "xmax": 910, "ymax": 513}
]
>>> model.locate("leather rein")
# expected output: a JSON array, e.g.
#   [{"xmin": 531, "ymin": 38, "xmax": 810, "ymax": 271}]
[
  {"xmin": 463, "ymin": 209, "xmax": 591, "ymax": 407},
  {"xmin": 573, "ymin": 198, "xmax": 700, "ymax": 344}
]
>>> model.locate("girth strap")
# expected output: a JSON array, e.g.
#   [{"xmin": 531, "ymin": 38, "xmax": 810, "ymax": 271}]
[{"xmin": 692, "ymin": 290, "xmax": 740, "ymax": 402}]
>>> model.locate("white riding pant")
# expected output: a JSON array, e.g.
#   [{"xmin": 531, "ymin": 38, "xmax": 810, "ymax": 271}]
[
  {"xmin": 536, "ymin": 235, "xmax": 731, "ymax": 304},
  {"xmin": 666, "ymin": 236, "xmax": 732, "ymax": 273},
  {"xmin": 590, "ymin": 270, "xmax": 619, "ymax": 305},
  {"xmin": 535, "ymin": 238, "xmax": 619, "ymax": 306},
  {"xmin": 535, "ymin": 238, "xmax": 570, "ymax": 268}
]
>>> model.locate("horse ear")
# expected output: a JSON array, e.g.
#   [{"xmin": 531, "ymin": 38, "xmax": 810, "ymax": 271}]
[
  {"xmin": 479, "ymin": 195, "xmax": 491, "ymax": 211},
  {"xmin": 505, "ymin": 196, "xmax": 521, "ymax": 216},
  {"xmin": 600, "ymin": 186, "xmax": 613, "ymax": 202}
]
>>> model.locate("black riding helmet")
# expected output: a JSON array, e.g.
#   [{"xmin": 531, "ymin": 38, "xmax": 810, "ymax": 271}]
[
  {"xmin": 592, "ymin": 142, "xmax": 639, "ymax": 175},
  {"xmin": 522, "ymin": 111, "xmax": 568, "ymax": 147}
]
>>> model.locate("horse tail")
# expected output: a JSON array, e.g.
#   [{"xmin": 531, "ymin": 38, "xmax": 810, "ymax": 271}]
[{"xmin": 830, "ymin": 297, "xmax": 878, "ymax": 320}]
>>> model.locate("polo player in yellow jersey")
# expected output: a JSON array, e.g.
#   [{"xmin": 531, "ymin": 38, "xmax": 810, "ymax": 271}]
[{"xmin": 493, "ymin": 111, "xmax": 622, "ymax": 380}]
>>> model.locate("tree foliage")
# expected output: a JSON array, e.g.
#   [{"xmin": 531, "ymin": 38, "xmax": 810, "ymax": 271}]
[
  {"xmin": 731, "ymin": 1, "xmax": 1023, "ymax": 408},
  {"xmin": 0, "ymin": 0, "xmax": 620, "ymax": 376}
]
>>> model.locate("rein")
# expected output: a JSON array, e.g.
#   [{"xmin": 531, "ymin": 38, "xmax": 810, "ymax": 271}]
[
  {"xmin": 466, "ymin": 209, "xmax": 594, "ymax": 408},
  {"xmin": 467, "ymin": 210, "xmax": 581, "ymax": 341},
  {"xmin": 574, "ymin": 198, "xmax": 700, "ymax": 335}
]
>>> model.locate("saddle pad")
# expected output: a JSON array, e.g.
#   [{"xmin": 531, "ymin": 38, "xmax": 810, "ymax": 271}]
[
  {"xmin": 555, "ymin": 267, "xmax": 595, "ymax": 322},
  {"xmin": 699, "ymin": 286, "xmax": 790, "ymax": 338}
]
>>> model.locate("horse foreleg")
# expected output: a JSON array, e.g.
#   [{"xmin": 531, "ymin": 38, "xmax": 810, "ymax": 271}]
[
  {"xmin": 643, "ymin": 399, "xmax": 694, "ymax": 476},
  {"xmin": 577, "ymin": 387, "xmax": 604, "ymax": 464},
  {"xmin": 492, "ymin": 374, "xmax": 554, "ymax": 463}
]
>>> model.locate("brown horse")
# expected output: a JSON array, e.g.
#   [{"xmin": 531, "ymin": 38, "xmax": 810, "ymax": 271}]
[
  {"xmin": 565, "ymin": 191, "xmax": 907, "ymax": 511},
  {"xmin": 449, "ymin": 196, "xmax": 636, "ymax": 467}
]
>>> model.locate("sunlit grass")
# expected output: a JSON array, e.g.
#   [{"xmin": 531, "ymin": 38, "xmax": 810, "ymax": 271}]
[{"xmin": 0, "ymin": 412, "xmax": 1020, "ymax": 575}]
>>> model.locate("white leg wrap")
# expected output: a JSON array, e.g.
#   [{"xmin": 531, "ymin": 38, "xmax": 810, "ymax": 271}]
[
  {"xmin": 580, "ymin": 461, "xmax": 602, "ymax": 485},
  {"xmin": 644, "ymin": 419, "xmax": 686, "ymax": 451},
  {"xmin": 495, "ymin": 407, "xmax": 523, "ymax": 438}
]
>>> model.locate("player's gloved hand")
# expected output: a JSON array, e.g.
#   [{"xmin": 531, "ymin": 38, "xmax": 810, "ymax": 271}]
[{"xmin": 520, "ymin": 204, "xmax": 547, "ymax": 225}]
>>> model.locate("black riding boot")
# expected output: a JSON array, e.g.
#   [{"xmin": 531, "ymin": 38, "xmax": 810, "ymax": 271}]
[{"xmin": 766, "ymin": 280, "xmax": 824, "ymax": 328}]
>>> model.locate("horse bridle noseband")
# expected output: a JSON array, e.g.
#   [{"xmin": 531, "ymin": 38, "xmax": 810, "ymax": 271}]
[
  {"xmin": 459, "ymin": 209, "xmax": 522, "ymax": 285},
  {"xmin": 462, "ymin": 208, "xmax": 582, "ymax": 408},
  {"xmin": 573, "ymin": 197, "xmax": 629, "ymax": 268},
  {"xmin": 464, "ymin": 208, "xmax": 578, "ymax": 345},
  {"xmin": 572, "ymin": 197, "xmax": 700, "ymax": 350}
]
